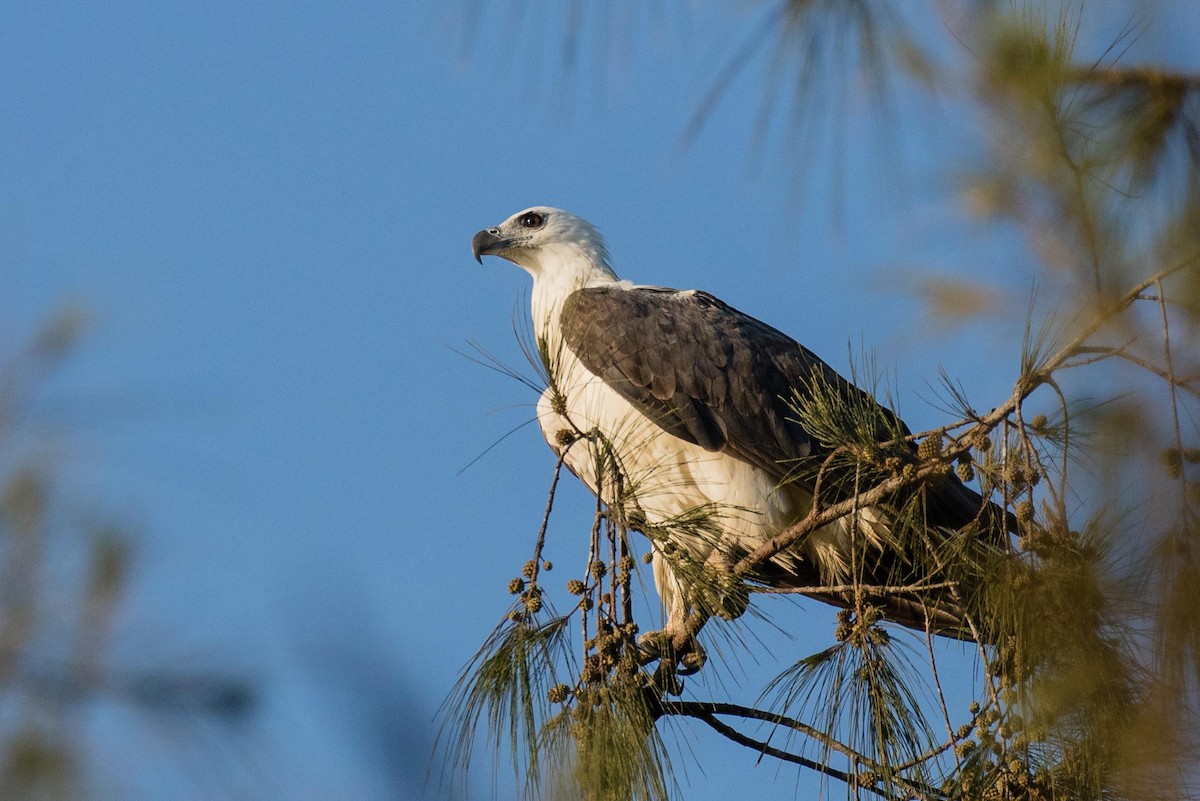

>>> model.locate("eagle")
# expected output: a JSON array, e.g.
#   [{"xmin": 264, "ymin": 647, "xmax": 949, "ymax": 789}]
[{"xmin": 472, "ymin": 206, "xmax": 998, "ymax": 667}]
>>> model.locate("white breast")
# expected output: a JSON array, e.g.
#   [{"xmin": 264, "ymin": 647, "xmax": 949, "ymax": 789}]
[{"xmin": 536, "ymin": 347, "xmax": 796, "ymax": 617}]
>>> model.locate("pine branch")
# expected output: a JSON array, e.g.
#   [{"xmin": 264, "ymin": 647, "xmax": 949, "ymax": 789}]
[
  {"xmin": 750, "ymin": 580, "xmax": 959, "ymax": 596},
  {"xmin": 658, "ymin": 700, "xmax": 945, "ymax": 801},
  {"xmin": 1069, "ymin": 345, "xmax": 1200, "ymax": 400}
]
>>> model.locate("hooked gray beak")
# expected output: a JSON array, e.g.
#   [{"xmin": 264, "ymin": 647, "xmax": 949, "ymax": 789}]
[{"xmin": 471, "ymin": 229, "xmax": 507, "ymax": 263}]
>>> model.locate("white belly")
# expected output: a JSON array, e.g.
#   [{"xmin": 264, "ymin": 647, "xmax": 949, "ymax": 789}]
[
  {"xmin": 536, "ymin": 351, "xmax": 889, "ymax": 622},
  {"xmin": 538, "ymin": 354, "xmax": 796, "ymax": 536}
]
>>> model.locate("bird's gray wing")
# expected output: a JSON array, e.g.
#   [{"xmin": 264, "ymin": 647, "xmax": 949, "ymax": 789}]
[
  {"xmin": 558, "ymin": 285, "xmax": 890, "ymax": 481},
  {"xmin": 560, "ymin": 285, "xmax": 1005, "ymax": 535}
]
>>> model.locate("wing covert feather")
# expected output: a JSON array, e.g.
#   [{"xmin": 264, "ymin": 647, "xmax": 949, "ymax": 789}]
[{"xmin": 558, "ymin": 286, "xmax": 847, "ymax": 478}]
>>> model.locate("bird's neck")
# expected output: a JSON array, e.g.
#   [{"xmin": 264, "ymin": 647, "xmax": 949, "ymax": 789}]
[{"xmin": 526, "ymin": 252, "xmax": 620, "ymax": 343}]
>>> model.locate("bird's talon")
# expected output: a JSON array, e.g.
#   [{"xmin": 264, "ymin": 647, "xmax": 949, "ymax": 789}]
[
  {"xmin": 677, "ymin": 645, "xmax": 707, "ymax": 675},
  {"xmin": 652, "ymin": 663, "xmax": 683, "ymax": 696},
  {"xmin": 636, "ymin": 631, "xmax": 665, "ymax": 663}
]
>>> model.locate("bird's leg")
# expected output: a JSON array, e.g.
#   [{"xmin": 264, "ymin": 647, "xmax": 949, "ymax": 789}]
[
  {"xmin": 666, "ymin": 605, "xmax": 707, "ymax": 675},
  {"xmin": 635, "ymin": 548, "xmax": 679, "ymax": 664},
  {"xmin": 634, "ymin": 545, "xmax": 714, "ymax": 690},
  {"xmin": 642, "ymin": 547, "xmax": 746, "ymax": 677},
  {"xmin": 702, "ymin": 547, "xmax": 750, "ymax": 621}
]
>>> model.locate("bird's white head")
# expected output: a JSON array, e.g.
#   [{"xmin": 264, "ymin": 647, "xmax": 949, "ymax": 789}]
[{"xmin": 471, "ymin": 206, "xmax": 616, "ymax": 281}]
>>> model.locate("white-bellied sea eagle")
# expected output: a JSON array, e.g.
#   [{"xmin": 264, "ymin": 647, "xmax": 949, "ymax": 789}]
[{"xmin": 472, "ymin": 206, "xmax": 999, "ymax": 669}]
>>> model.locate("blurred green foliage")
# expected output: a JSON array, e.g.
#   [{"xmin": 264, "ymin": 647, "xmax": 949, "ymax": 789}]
[{"xmin": 0, "ymin": 310, "xmax": 254, "ymax": 800}]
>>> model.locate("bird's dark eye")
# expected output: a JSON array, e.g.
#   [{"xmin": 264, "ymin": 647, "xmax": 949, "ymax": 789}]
[{"xmin": 518, "ymin": 212, "xmax": 545, "ymax": 229}]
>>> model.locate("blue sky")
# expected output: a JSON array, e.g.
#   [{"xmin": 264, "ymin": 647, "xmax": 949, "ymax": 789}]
[{"xmin": 2, "ymin": 2, "xmax": 1196, "ymax": 799}]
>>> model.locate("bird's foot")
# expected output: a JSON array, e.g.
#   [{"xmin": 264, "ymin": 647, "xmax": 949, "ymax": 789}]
[
  {"xmin": 636, "ymin": 628, "xmax": 707, "ymax": 691},
  {"xmin": 651, "ymin": 663, "xmax": 683, "ymax": 697},
  {"xmin": 678, "ymin": 646, "xmax": 707, "ymax": 675},
  {"xmin": 635, "ymin": 629, "xmax": 665, "ymax": 662}
]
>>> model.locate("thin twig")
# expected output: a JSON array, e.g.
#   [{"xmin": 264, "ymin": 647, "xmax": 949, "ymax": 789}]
[
  {"xmin": 530, "ymin": 449, "xmax": 571, "ymax": 588},
  {"xmin": 923, "ymin": 617, "xmax": 956, "ymax": 745},
  {"xmin": 892, "ymin": 698, "xmax": 989, "ymax": 773},
  {"xmin": 1069, "ymin": 345, "xmax": 1200, "ymax": 401},
  {"xmin": 750, "ymin": 580, "xmax": 959, "ymax": 596},
  {"xmin": 1039, "ymin": 375, "xmax": 1072, "ymax": 524},
  {"xmin": 1156, "ymin": 279, "xmax": 1190, "ymax": 526},
  {"xmin": 672, "ymin": 707, "xmax": 866, "ymax": 790},
  {"xmin": 658, "ymin": 701, "xmax": 939, "ymax": 800}
]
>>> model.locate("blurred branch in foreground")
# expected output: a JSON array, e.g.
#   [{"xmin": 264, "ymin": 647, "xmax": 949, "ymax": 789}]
[{"xmin": 0, "ymin": 309, "xmax": 256, "ymax": 801}]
